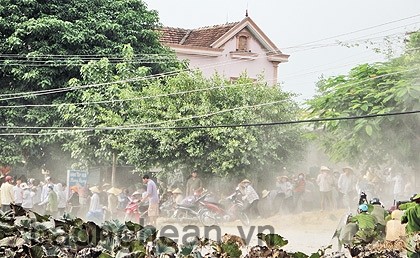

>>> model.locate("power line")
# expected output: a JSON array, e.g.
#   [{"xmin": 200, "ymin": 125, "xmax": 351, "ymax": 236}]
[
  {"xmin": 0, "ymin": 100, "xmax": 285, "ymax": 131},
  {"xmin": 0, "ymin": 110, "xmax": 418, "ymax": 136},
  {"xmin": 0, "ymin": 16, "xmax": 418, "ymax": 101},
  {"xmin": 1, "ymin": 66, "xmax": 417, "ymax": 109},
  {"xmin": 282, "ymin": 14, "xmax": 420, "ymax": 49}
]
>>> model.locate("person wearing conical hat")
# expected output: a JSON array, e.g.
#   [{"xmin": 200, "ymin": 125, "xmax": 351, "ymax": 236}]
[
  {"xmin": 316, "ymin": 166, "xmax": 334, "ymax": 211},
  {"xmin": 86, "ymin": 186, "xmax": 104, "ymax": 225},
  {"xmin": 261, "ymin": 190, "xmax": 270, "ymax": 199},
  {"xmin": 401, "ymin": 193, "xmax": 420, "ymax": 258},
  {"xmin": 238, "ymin": 179, "xmax": 260, "ymax": 219},
  {"xmin": 172, "ymin": 188, "xmax": 184, "ymax": 205},
  {"xmin": 107, "ymin": 187, "xmax": 121, "ymax": 220},
  {"xmin": 275, "ymin": 175, "xmax": 293, "ymax": 214}
]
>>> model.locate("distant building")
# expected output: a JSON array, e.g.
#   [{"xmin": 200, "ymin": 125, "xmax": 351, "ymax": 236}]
[{"xmin": 159, "ymin": 15, "xmax": 289, "ymax": 85}]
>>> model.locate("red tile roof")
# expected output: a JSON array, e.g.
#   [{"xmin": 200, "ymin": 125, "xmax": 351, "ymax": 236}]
[{"xmin": 159, "ymin": 22, "xmax": 239, "ymax": 48}]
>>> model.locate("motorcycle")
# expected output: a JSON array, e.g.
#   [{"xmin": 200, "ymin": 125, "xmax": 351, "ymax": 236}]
[
  {"xmin": 172, "ymin": 192, "xmax": 208, "ymax": 224},
  {"xmin": 124, "ymin": 200, "xmax": 148, "ymax": 224},
  {"xmin": 199, "ymin": 189, "xmax": 250, "ymax": 226}
]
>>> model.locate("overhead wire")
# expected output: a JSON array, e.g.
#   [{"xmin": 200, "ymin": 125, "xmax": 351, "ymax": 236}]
[
  {"xmin": 0, "ymin": 66, "xmax": 418, "ymax": 134},
  {"xmin": 0, "ymin": 13, "xmax": 418, "ymax": 129},
  {"xmin": 0, "ymin": 109, "xmax": 418, "ymax": 136},
  {"xmin": 0, "ymin": 65, "xmax": 418, "ymax": 109},
  {"xmin": 281, "ymin": 13, "xmax": 420, "ymax": 50},
  {"xmin": 0, "ymin": 16, "xmax": 418, "ymax": 102}
]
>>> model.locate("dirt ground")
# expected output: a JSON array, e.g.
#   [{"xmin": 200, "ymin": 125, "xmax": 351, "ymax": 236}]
[{"xmin": 157, "ymin": 209, "xmax": 347, "ymax": 255}]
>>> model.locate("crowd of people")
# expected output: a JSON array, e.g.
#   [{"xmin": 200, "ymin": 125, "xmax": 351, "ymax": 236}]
[
  {"xmin": 0, "ymin": 166, "xmax": 415, "ymax": 221},
  {"xmin": 1, "ymin": 165, "xmax": 419, "ymax": 256},
  {"xmin": 0, "ymin": 166, "xmax": 416, "ymax": 226},
  {"xmin": 257, "ymin": 165, "xmax": 415, "ymax": 217},
  {"xmin": 0, "ymin": 175, "xmax": 69, "ymax": 217},
  {"xmin": 0, "ymin": 173, "xmax": 161, "ymax": 226}
]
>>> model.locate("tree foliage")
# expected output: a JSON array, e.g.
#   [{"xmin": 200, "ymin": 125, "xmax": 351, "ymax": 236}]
[
  {"xmin": 0, "ymin": 0, "xmax": 179, "ymax": 171},
  {"xmin": 59, "ymin": 46, "xmax": 306, "ymax": 177},
  {"xmin": 306, "ymin": 31, "xmax": 420, "ymax": 168}
]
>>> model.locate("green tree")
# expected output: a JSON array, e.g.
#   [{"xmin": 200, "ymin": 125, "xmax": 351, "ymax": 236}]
[
  {"xmin": 59, "ymin": 45, "xmax": 151, "ymax": 167},
  {"xmin": 306, "ymin": 31, "xmax": 420, "ymax": 169},
  {"xmin": 124, "ymin": 71, "xmax": 306, "ymax": 178},
  {"xmin": 60, "ymin": 48, "xmax": 306, "ymax": 178},
  {"xmin": 0, "ymin": 0, "xmax": 179, "ymax": 172}
]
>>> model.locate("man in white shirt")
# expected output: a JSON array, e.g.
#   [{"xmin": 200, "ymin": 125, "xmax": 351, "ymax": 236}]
[
  {"xmin": 338, "ymin": 166, "xmax": 357, "ymax": 211},
  {"xmin": 12, "ymin": 177, "xmax": 23, "ymax": 206},
  {"xmin": 1, "ymin": 176, "xmax": 15, "ymax": 212},
  {"xmin": 316, "ymin": 166, "xmax": 334, "ymax": 211}
]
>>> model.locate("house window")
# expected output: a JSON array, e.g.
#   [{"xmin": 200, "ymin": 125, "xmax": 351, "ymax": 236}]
[{"xmin": 238, "ymin": 35, "xmax": 248, "ymax": 51}]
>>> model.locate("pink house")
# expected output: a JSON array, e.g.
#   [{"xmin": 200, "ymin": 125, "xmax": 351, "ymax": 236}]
[{"xmin": 159, "ymin": 15, "xmax": 289, "ymax": 85}]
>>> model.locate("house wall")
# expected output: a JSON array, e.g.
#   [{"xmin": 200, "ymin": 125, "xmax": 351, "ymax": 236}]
[{"xmin": 176, "ymin": 36, "xmax": 277, "ymax": 84}]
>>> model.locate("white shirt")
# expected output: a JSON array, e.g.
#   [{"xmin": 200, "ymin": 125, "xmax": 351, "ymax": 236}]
[
  {"xmin": 316, "ymin": 172, "xmax": 334, "ymax": 192},
  {"xmin": 1, "ymin": 182, "xmax": 14, "ymax": 205},
  {"xmin": 338, "ymin": 173, "xmax": 356, "ymax": 194},
  {"xmin": 13, "ymin": 185, "xmax": 23, "ymax": 203},
  {"xmin": 89, "ymin": 193, "xmax": 102, "ymax": 212},
  {"xmin": 22, "ymin": 189, "xmax": 35, "ymax": 209}
]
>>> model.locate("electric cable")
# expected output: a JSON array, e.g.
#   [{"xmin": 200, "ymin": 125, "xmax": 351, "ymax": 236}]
[{"xmin": 0, "ymin": 109, "xmax": 418, "ymax": 136}]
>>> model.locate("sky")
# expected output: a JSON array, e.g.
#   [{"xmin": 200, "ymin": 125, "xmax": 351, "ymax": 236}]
[{"xmin": 143, "ymin": 0, "xmax": 420, "ymax": 103}]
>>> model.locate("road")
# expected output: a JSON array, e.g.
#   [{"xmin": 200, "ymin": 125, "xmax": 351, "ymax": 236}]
[{"xmin": 156, "ymin": 209, "xmax": 346, "ymax": 255}]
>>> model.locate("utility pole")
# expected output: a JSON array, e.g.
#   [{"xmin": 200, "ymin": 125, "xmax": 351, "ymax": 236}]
[{"xmin": 111, "ymin": 153, "xmax": 116, "ymax": 187}]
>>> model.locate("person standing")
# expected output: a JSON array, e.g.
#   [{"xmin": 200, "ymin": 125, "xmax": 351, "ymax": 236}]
[
  {"xmin": 401, "ymin": 193, "xmax": 420, "ymax": 258},
  {"xmin": 387, "ymin": 171, "xmax": 404, "ymax": 202},
  {"xmin": 338, "ymin": 166, "xmax": 357, "ymax": 212},
  {"xmin": 86, "ymin": 186, "xmax": 104, "ymax": 225},
  {"xmin": 106, "ymin": 187, "xmax": 121, "ymax": 220},
  {"xmin": 39, "ymin": 184, "xmax": 58, "ymax": 218},
  {"xmin": 275, "ymin": 176, "xmax": 293, "ymax": 214},
  {"xmin": 12, "ymin": 177, "xmax": 23, "ymax": 206},
  {"xmin": 31, "ymin": 179, "xmax": 42, "ymax": 213},
  {"xmin": 56, "ymin": 183, "xmax": 68, "ymax": 217},
  {"xmin": 21, "ymin": 183, "xmax": 35, "ymax": 211},
  {"xmin": 293, "ymin": 173, "xmax": 306, "ymax": 213},
  {"xmin": 185, "ymin": 171, "xmax": 203, "ymax": 197},
  {"xmin": 141, "ymin": 174, "xmax": 159, "ymax": 226},
  {"xmin": 67, "ymin": 186, "xmax": 80, "ymax": 217},
  {"xmin": 40, "ymin": 177, "xmax": 53, "ymax": 204},
  {"xmin": 316, "ymin": 166, "xmax": 334, "ymax": 211},
  {"xmin": 1, "ymin": 176, "xmax": 15, "ymax": 212}
]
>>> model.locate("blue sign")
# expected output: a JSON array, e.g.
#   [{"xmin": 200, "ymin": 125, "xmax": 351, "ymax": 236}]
[{"xmin": 67, "ymin": 170, "xmax": 88, "ymax": 189}]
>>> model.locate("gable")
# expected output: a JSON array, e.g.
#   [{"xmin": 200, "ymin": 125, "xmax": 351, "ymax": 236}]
[
  {"xmin": 159, "ymin": 17, "xmax": 284, "ymax": 55},
  {"xmin": 211, "ymin": 17, "xmax": 281, "ymax": 53}
]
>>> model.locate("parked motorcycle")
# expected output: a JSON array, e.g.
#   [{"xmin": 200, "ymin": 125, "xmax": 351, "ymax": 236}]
[
  {"xmin": 172, "ymin": 192, "xmax": 208, "ymax": 224},
  {"xmin": 199, "ymin": 189, "xmax": 250, "ymax": 226},
  {"xmin": 124, "ymin": 200, "xmax": 148, "ymax": 224}
]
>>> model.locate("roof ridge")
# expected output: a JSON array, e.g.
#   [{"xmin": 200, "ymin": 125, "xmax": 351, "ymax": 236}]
[
  {"xmin": 193, "ymin": 21, "xmax": 239, "ymax": 31},
  {"xmin": 160, "ymin": 26, "xmax": 189, "ymax": 31}
]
